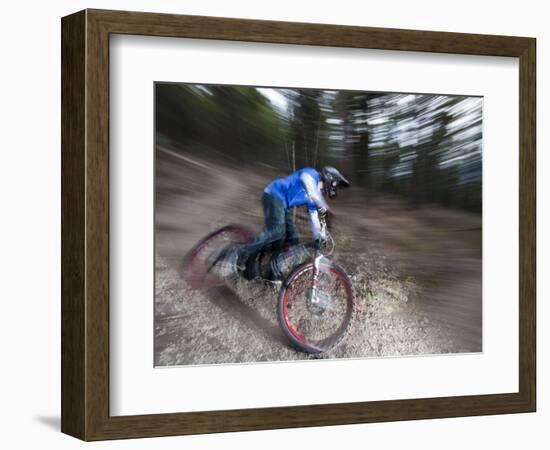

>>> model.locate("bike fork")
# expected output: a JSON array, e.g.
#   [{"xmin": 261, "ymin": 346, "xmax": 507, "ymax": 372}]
[{"xmin": 310, "ymin": 251, "xmax": 322, "ymax": 306}]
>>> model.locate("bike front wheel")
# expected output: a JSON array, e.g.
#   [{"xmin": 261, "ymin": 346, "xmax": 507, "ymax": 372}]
[{"xmin": 277, "ymin": 260, "xmax": 355, "ymax": 354}]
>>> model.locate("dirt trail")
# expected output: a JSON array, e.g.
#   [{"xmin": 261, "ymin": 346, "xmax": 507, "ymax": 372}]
[{"xmin": 155, "ymin": 148, "xmax": 482, "ymax": 366}]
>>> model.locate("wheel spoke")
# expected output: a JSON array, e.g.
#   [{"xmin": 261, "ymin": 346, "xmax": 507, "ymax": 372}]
[{"xmin": 280, "ymin": 264, "xmax": 353, "ymax": 353}]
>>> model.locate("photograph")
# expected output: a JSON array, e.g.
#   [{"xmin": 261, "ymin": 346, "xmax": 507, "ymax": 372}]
[{"xmin": 154, "ymin": 83, "xmax": 483, "ymax": 366}]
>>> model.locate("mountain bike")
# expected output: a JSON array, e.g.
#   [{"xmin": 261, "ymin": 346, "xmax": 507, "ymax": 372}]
[{"xmin": 181, "ymin": 215, "xmax": 355, "ymax": 354}]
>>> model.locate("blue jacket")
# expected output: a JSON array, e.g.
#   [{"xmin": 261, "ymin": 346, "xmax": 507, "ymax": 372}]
[{"xmin": 264, "ymin": 168, "xmax": 327, "ymax": 212}]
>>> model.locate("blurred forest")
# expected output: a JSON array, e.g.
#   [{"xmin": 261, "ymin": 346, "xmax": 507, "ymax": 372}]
[{"xmin": 155, "ymin": 83, "xmax": 482, "ymax": 212}]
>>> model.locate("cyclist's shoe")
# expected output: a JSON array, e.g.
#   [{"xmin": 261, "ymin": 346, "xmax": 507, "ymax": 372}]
[
  {"xmin": 209, "ymin": 244, "xmax": 240, "ymax": 278},
  {"xmin": 235, "ymin": 253, "xmax": 247, "ymax": 273}
]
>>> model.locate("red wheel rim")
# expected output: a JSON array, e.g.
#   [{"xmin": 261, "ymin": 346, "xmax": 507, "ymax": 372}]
[{"xmin": 282, "ymin": 265, "xmax": 353, "ymax": 353}]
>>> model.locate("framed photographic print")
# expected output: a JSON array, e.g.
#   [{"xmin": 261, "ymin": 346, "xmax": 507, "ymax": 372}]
[{"xmin": 61, "ymin": 9, "xmax": 536, "ymax": 440}]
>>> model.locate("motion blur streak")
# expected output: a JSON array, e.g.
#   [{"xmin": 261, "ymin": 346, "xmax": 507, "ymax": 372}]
[{"xmin": 154, "ymin": 84, "xmax": 482, "ymax": 366}]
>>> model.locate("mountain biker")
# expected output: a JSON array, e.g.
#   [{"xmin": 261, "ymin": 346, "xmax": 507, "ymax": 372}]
[{"xmin": 234, "ymin": 166, "xmax": 350, "ymax": 275}]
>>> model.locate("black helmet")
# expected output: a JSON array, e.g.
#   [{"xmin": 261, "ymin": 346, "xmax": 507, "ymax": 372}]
[{"xmin": 321, "ymin": 166, "xmax": 350, "ymax": 198}]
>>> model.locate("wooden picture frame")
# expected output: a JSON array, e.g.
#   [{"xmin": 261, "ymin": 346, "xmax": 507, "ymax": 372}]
[{"xmin": 61, "ymin": 9, "xmax": 536, "ymax": 441}]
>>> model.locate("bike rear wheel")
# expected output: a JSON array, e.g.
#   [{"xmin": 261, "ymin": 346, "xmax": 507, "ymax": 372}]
[
  {"xmin": 181, "ymin": 225, "xmax": 254, "ymax": 289},
  {"xmin": 277, "ymin": 260, "xmax": 355, "ymax": 354}
]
